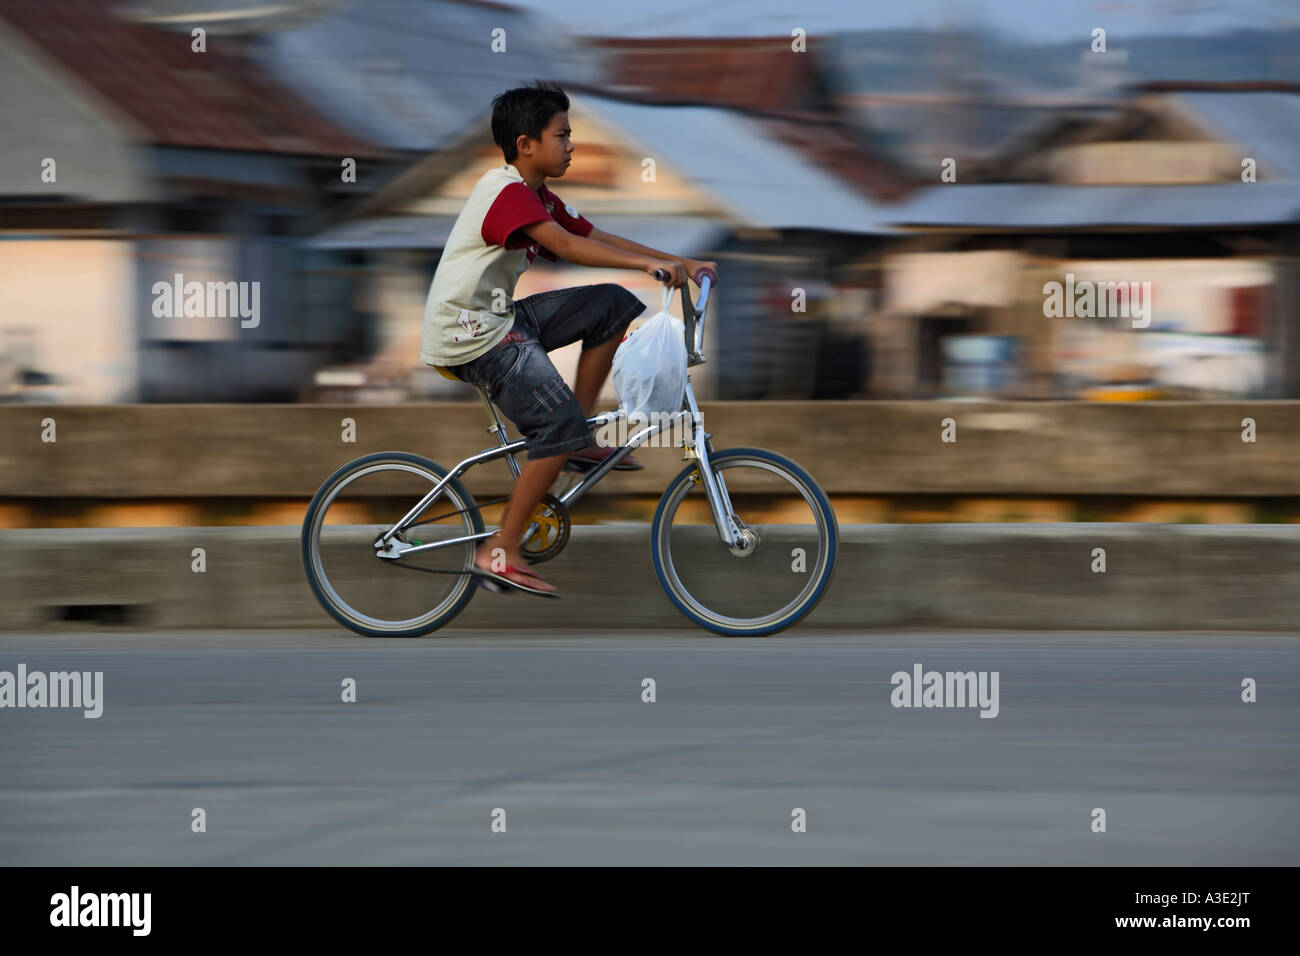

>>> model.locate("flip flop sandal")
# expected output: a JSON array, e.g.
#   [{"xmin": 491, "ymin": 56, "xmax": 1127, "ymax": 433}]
[{"xmin": 469, "ymin": 564, "xmax": 560, "ymax": 599}]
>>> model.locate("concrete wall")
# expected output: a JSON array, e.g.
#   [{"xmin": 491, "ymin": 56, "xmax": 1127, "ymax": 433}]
[
  {"xmin": 2, "ymin": 524, "xmax": 1296, "ymax": 632},
  {"xmin": 1, "ymin": 402, "xmax": 1297, "ymax": 498}
]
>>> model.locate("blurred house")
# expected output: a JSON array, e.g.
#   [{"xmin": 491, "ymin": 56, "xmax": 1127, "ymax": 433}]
[
  {"xmin": 0, "ymin": 0, "xmax": 391, "ymax": 402},
  {"xmin": 824, "ymin": 28, "xmax": 1127, "ymax": 180},
  {"xmin": 0, "ymin": 3, "xmax": 920, "ymax": 405},
  {"xmin": 183, "ymin": 0, "xmax": 609, "ymax": 402},
  {"xmin": 580, "ymin": 36, "xmax": 912, "ymax": 400},
  {"xmin": 875, "ymin": 82, "xmax": 1300, "ymax": 399},
  {"xmin": 304, "ymin": 32, "xmax": 913, "ymax": 403},
  {"xmin": 248, "ymin": 0, "xmax": 602, "ymax": 156},
  {"xmin": 824, "ymin": 25, "xmax": 1300, "ymax": 175},
  {"xmin": 5, "ymin": 2, "xmax": 1300, "ymax": 407}
]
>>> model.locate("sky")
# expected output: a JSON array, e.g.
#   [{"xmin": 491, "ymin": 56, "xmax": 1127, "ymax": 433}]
[{"xmin": 506, "ymin": 0, "xmax": 1300, "ymax": 41}]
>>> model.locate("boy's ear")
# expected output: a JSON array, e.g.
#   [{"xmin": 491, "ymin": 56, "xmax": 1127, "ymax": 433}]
[{"xmin": 515, "ymin": 133, "xmax": 534, "ymax": 158}]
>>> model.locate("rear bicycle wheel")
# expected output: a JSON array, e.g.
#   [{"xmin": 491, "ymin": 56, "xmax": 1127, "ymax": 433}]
[
  {"xmin": 301, "ymin": 452, "xmax": 483, "ymax": 637},
  {"xmin": 651, "ymin": 447, "xmax": 837, "ymax": 636}
]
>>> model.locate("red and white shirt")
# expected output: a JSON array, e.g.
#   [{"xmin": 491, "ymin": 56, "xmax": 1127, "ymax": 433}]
[{"xmin": 420, "ymin": 163, "xmax": 593, "ymax": 366}]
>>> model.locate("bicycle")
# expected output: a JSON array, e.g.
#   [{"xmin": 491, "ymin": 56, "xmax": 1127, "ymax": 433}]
[{"xmin": 301, "ymin": 269, "xmax": 838, "ymax": 637}]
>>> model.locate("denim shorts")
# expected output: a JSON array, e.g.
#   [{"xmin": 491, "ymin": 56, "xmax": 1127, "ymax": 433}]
[{"xmin": 447, "ymin": 283, "xmax": 647, "ymax": 459}]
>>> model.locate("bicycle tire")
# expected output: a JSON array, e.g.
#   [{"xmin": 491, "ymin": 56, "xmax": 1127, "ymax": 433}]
[
  {"xmin": 302, "ymin": 451, "xmax": 482, "ymax": 638},
  {"xmin": 651, "ymin": 447, "xmax": 838, "ymax": 636}
]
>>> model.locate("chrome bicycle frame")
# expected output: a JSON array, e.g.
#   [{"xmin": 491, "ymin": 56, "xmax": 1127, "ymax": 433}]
[{"xmin": 374, "ymin": 275, "xmax": 747, "ymax": 559}]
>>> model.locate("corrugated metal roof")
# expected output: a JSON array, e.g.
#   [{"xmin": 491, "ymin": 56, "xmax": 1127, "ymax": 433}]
[
  {"xmin": 577, "ymin": 215, "xmax": 727, "ymax": 255},
  {"xmin": 0, "ymin": 0, "xmax": 374, "ymax": 157},
  {"xmin": 847, "ymin": 100, "xmax": 1068, "ymax": 166},
  {"xmin": 306, "ymin": 215, "xmax": 457, "ymax": 250},
  {"xmin": 1170, "ymin": 92, "xmax": 1300, "ymax": 180},
  {"xmin": 257, "ymin": 0, "xmax": 601, "ymax": 152},
  {"xmin": 892, "ymin": 182, "xmax": 1300, "ymax": 228},
  {"xmin": 308, "ymin": 214, "xmax": 726, "ymax": 253},
  {"xmin": 582, "ymin": 96, "xmax": 898, "ymax": 234},
  {"xmin": 587, "ymin": 36, "xmax": 910, "ymax": 202}
]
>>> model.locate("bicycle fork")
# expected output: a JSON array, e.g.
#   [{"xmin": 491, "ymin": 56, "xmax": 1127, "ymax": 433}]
[{"xmin": 681, "ymin": 379, "xmax": 755, "ymax": 556}]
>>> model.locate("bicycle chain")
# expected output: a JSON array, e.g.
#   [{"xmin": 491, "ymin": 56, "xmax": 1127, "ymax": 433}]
[{"xmin": 406, "ymin": 494, "xmax": 510, "ymax": 529}]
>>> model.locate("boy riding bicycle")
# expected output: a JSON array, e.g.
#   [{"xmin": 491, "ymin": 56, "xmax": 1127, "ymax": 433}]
[{"xmin": 419, "ymin": 81, "xmax": 717, "ymax": 598}]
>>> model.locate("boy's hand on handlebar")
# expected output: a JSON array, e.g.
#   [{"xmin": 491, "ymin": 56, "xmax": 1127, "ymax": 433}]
[
  {"xmin": 684, "ymin": 259, "xmax": 718, "ymax": 285},
  {"xmin": 646, "ymin": 259, "xmax": 688, "ymax": 287}
]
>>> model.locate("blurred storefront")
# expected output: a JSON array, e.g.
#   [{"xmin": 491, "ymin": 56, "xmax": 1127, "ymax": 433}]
[
  {"xmin": 877, "ymin": 83, "xmax": 1300, "ymax": 399},
  {"xmin": 0, "ymin": 0, "xmax": 389, "ymax": 403}
]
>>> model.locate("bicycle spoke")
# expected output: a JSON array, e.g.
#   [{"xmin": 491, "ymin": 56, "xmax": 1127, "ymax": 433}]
[
  {"xmin": 654, "ymin": 451, "xmax": 836, "ymax": 635},
  {"xmin": 304, "ymin": 456, "xmax": 481, "ymax": 635}
]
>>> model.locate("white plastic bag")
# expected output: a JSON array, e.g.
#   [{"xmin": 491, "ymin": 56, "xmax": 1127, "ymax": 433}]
[{"xmin": 611, "ymin": 286, "xmax": 686, "ymax": 418}]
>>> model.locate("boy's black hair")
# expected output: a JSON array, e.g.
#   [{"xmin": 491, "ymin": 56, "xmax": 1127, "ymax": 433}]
[{"xmin": 491, "ymin": 81, "xmax": 569, "ymax": 163}]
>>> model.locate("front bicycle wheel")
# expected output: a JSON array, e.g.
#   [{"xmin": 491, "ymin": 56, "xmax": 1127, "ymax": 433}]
[
  {"xmin": 302, "ymin": 452, "xmax": 483, "ymax": 638},
  {"xmin": 651, "ymin": 447, "xmax": 838, "ymax": 636}
]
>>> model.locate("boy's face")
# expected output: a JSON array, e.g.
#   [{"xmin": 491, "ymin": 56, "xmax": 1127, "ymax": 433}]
[{"xmin": 517, "ymin": 111, "xmax": 573, "ymax": 179}]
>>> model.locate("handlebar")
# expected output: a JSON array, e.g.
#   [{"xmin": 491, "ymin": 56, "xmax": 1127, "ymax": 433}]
[
  {"xmin": 650, "ymin": 266, "xmax": 717, "ymax": 291},
  {"xmin": 685, "ymin": 270, "xmax": 714, "ymax": 367},
  {"xmin": 650, "ymin": 267, "xmax": 716, "ymax": 367},
  {"xmin": 694, "ymin": 270, "xmax": 715, "ymax": 316}
]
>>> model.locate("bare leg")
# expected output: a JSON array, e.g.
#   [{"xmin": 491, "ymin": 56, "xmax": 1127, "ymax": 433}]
[
  {"xmin": 571, "ymin": 332, "xmax": 625, "ymax": 416},
  {"xmin": 473, "ymin": 327, "xmax": 629, "ymax": 589},
  {"xmin": 474, "ymin": 453, "xmax": 567, "ymax": 590}
]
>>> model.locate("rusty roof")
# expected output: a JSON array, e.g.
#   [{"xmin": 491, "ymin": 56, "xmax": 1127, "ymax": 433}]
[
  {"xmin": 576, "ymin": 35, "xmax": 914, "ymax": 202},
  {"xmin": 761, "ymin": 117, "xmax": 914, "ymax": 202},
  {"xmin": 591, "ymin": 35, "xmax": 828, "ymax": 116}
]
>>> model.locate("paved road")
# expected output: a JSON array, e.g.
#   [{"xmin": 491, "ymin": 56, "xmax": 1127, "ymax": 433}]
[{"xmin": 1, "ymin": 630, "xmax": 1296, "ymax": 865}]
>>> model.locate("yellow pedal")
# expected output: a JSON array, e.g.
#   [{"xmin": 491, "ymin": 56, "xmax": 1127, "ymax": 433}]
[
  {"xmin": 521, "ymin": 493, "xmax": 570, "ymax": 563},
  {"xmin": 529, "ymin": 503, "xmax": 561, "ymax": 545}
]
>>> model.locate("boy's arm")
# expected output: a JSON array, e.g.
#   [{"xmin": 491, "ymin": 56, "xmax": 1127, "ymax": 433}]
[
  {"xmin": 586, "ymin": 225, "xmax": 717, "ymax": 284},
  {"xmin": 520, "ymin": 220, "xmax": 688, "ymax": 286}
]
